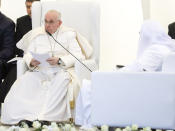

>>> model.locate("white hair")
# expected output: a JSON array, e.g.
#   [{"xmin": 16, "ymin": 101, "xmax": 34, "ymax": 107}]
[{"xmin": 46, "ymin": 10, "xmax": 61, "ymax": 21}]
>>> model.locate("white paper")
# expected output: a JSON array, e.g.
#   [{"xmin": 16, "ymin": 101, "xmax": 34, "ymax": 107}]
[
  {"xmin": 7, "ymin": 57, "xmax": 23, "ymax": 63},
  {"xmin": 31, "ymin": 52, "xmax": 50, "ymax": 66}
]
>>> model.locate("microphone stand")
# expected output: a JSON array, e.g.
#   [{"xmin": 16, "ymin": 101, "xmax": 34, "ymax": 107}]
[{"xmin": 46, "ymin": 31, "xmax": 92, "ymax": 72}]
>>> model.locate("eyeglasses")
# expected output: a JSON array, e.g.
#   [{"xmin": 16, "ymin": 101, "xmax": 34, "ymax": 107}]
[{"xmin": 44, "ymin": 20, "xmax": 59, "ymax": 25}]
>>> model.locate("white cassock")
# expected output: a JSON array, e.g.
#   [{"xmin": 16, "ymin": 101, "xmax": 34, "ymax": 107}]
[{"xmin": 1, "ymin": 28, "xmax": 85, "ymax": 124}]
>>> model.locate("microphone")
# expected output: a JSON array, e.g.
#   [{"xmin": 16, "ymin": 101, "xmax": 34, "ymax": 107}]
[{"xmin": 46, "ymin": 30, "xmax": 92, "ymax": 72}]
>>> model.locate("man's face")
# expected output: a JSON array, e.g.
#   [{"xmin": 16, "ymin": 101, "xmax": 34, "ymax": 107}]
[
  {"xmin": 44, "ymin": 12, "xmax": 62, "ymax": 34},
  {"xmin": 25, "ymin": 1, "xmax": 33, "ymax": 17}
]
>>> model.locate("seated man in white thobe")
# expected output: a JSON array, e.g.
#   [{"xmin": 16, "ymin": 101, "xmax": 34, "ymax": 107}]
[
  {"xmin": 120, "ymin": 20, "xmax": 175, "ymax": 72},
  {"xmin": 1, "ymin": 10, "xmax": 88, "ymax": 125},
  {"xmin": 75, "ymin": 20, "xmax": 175, "ymax": 128}
]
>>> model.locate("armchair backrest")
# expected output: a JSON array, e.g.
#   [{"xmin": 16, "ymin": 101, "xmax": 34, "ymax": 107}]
[{"xmin": 31, "ymin": 1, "xmax": 100, "ymax": 65}]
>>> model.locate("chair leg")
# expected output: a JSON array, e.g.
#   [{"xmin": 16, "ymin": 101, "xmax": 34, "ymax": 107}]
[
  {"xmin": 0, "ymin": 103, "xmax": 2, "ymax": 116},
  {"xmin": 69, "ymin": 118, "xmax": 74, "ymax": 123}
]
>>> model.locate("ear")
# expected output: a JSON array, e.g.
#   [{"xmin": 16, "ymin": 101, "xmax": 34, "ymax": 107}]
[{"xmin": 59, "ymin": 20, "xmax": 62, "ymax": 26}]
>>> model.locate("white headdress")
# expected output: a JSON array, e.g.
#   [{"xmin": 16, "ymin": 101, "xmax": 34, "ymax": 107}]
[{"xmin": 137, "ymin": 20, "xmax": 175, "ymax": 58}]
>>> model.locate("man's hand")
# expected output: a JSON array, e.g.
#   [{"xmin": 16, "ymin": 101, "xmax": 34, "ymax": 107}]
[
  {"xmin": 46, "ymin": 57, "xmax": 59, "ymax": 65},
  {"xmin": 30, "ymin": 58, "xmax": 40, "ymax": 67}
]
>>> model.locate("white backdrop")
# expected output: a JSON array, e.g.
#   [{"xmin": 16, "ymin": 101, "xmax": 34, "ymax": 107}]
[
  {"xmin": 1, "ymin": 0, "xmax": 26, "ymax": 23},
  {"xmin": 150, "ymin": 0, "xmax": 175, "ymax": 33},
  {"xmin": 1, "ymin": 0, "xmax": 143, "ymax": 71},
  {"xmin": 98, "ymin": 0, "xmax": 143, "ymax": 70}
]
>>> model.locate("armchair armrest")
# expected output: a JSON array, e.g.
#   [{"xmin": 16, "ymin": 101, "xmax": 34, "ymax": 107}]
[
  {"xmin": 17, "ymin": 59, "xmax": 29, "ymax": 78},
  {"xmin": 75, "ymin": 59, "xmax": 98, "ymax": 84}
]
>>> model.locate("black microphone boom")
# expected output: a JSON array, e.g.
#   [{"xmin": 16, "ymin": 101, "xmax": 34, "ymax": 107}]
[{"xmin": 46, "ymin": 30, "xmax": 92, "ymax": 72}]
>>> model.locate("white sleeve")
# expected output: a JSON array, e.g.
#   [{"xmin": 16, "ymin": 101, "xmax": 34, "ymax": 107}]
[
  {"xmin": 23, "ymin": 39, "xmax": 36, "ymax": 69},
  {"xmin": 138, "ymin": 45, "xmax": 171, "ymax": 71}
]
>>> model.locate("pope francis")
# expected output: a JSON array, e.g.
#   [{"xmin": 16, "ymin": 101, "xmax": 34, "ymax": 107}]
[{"xmin": 1, "ymin": 10, "xmax": 92, "ymax": 124}]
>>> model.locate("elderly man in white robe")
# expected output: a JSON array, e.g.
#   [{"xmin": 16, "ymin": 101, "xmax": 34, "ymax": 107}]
[
  {"xmin": 75, "ymin": 20, "xmax": 175, "ymax": 129},
  {"xmin": 1, "ymin": 10, "xmax": 88, "ymax": 124}
]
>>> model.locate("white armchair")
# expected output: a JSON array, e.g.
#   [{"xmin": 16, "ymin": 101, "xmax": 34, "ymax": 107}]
[
  {"xmin": 17, "ymin": 1, "xmax": 100, "ymax": 119},
  {"xmin": 17, "ymin": 1, "xmax": 100, "ymax": 82}
]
